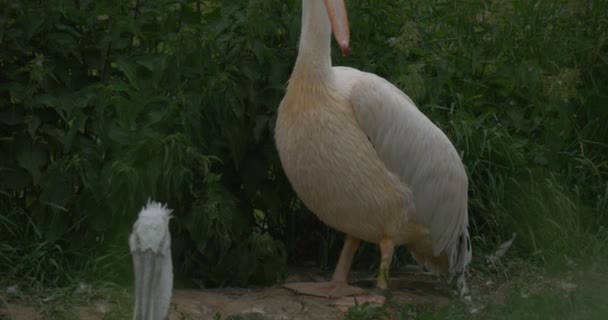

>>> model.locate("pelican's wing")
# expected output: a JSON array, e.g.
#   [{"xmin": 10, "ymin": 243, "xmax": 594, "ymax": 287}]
[{"xmin": 345, "ymin": 69, "xmax": 471, "ymax": 274}]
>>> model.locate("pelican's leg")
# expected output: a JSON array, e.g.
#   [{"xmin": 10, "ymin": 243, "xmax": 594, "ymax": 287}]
[
  {"xmin": 331, "ymin": 235, "xmax": 360, "ymax": 284},
  {"xmin": 332, "ymin": 237, "xmax": 394, "ymax": 311},
  {"xmin": 284, "ymin": 235, "xmax": 366, "ymax": 298},
  {"xmin": 377, "ymin": 237, "xmax": 395, "ymax": 290}
]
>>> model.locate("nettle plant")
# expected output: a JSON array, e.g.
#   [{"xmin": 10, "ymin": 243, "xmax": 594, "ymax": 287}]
[
  {"xmin": 0, "ymin": 0, "xmax": 295, "ymax": 286},
  {"xmin": 0, "ymin": 0, "xmax": 607, "ymax": 287}
]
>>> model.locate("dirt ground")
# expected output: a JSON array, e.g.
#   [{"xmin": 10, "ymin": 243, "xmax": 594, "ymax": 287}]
[{"xmin": 0, "ymin": 267, "xmax": 454, "ymax": 320}]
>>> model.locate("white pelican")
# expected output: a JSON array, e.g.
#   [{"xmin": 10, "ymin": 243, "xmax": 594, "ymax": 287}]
[
  {"xmin": 276, "ymin": 0, "xmax": 471, "ymax": 304},
  {"xmin": 129, "ymin": 200, "xmax": 173, "ymax": 320}
]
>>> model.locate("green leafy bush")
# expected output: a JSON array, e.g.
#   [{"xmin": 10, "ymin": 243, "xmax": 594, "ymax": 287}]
[
  {"xmin": 1, "ymin": 0, "xmax": 607, "ymax": 288},
  {"xmin": 0, "ymin": 0, "xmax": 294, "ymax": 286}
]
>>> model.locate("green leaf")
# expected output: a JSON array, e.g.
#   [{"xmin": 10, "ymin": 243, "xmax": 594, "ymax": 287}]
[
  {"xmin": 253, "ymin": 115, "xmax": 269, "ymax": 143},
  {"xmin": 0, "ymin": 110, "xmax": 23, "ymax": 125},
  {"xmin": 16, "ymin": 142, "xmax": 47, "ymax": 184},
  {"xmin": 40, "ymin": 169, "xmax": 73, "ymax": 210},
  {"xmin": 63, "ymin": 111, "xmax": 88, "ymax": 153},
  {"xmin": 0, "ymin": 166, "xmax": 31, "ymax": 190},
  {"xmin": 114, "ymin": 57, "xmax": 140, "ymax": 90},
  {"xmin": 135, "ymin": 54, "xmax": 166, "ymax": 72},
  {"xmin": 26, "ymin": 115, "xmax": 41, "ymax": 137}
]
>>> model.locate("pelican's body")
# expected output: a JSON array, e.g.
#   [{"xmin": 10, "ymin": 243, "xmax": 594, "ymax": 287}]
[
  {"xmin": 129, "ymin": 201, "xmax": 173, "ymax": 320},
  {"xmin": 277, "ymin": 0, "xmax": 471, "ymax": 302},
  {"xmin": 278, "ymin": 67, "xmax": 468, "ymax": 251},
  {"xmin": 277, "ymin": 69, "xmax": 414, "ymax": 246}
]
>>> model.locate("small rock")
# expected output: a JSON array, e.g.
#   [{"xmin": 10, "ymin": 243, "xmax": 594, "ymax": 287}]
[{"xmin": 5, "ymin": 285, "xmax": 19, "ymax": 295}]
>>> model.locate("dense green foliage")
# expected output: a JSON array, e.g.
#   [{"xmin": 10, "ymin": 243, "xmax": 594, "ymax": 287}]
[{"xmin": 1, "ymin": 0, "xmax": 607, "ymax": 288}]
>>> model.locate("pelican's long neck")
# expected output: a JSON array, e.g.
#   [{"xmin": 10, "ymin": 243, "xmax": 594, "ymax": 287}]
[{"xmin": 292, "ymin": 0, "xmax": 333, "ymax": 83}]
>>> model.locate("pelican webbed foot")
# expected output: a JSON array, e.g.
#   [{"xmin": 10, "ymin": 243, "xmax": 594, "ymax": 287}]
[{"xmin": 283, "ymin": 281, "xmax": 366, "ymax": 298}]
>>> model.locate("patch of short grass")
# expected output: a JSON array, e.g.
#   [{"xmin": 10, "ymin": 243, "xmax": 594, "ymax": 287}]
[
  {"xmin": 345, "ymin": 257, "xmax": 608, "ymax": 320},
  {"xmin": 1, "ymin": 281, "xmax": 132, "ymax": 320}
]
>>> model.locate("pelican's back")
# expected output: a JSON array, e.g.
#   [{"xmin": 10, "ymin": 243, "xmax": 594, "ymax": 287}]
[{"xmin": 337, "ymin": 67, "xmax": 472, "ymax": 275}]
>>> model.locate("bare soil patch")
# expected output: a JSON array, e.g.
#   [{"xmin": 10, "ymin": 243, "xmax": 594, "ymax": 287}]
[{"xmin": 1, "ymin": 267, "xmax": 453, "ymax": 320}]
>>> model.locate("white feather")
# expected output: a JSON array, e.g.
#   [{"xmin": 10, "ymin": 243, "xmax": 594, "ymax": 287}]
[
  {"xmin": 129, "ymin": 200, "xmax": 173, "ymax": 320},
  {"xmin": 129, "ymin": 200, "xmax": 172, "ymax": 254},
  {"xmin": 337, "ymin": 67, "xmax": 472, "ymax": 275}
]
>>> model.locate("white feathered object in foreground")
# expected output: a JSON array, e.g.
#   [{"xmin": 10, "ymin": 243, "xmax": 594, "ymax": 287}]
[
  {"xmin": 276, "ymin": 0, "xmax": 472, "ymax": 304},
  {"xmin": 129, "ymin": 200, "xmax": 173, "ymax": 320}
]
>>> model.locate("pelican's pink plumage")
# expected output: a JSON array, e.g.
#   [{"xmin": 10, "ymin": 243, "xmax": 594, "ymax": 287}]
[{"xmin": 276, "ymin": 0, "xmax": 471, "ymax": 304}]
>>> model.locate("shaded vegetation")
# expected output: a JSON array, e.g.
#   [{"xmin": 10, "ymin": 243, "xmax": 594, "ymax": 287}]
[
  {"xmin": 1, "ymin": 0, "xmax": 607, "ymax": 296},
  {"xmin": 343, "ymin": 260, "xmax": 608, "ymax": 320}
]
